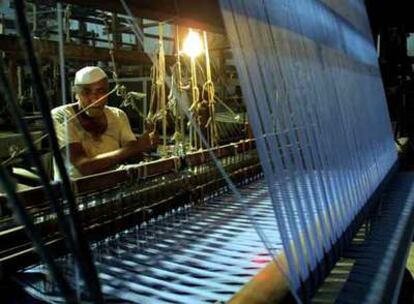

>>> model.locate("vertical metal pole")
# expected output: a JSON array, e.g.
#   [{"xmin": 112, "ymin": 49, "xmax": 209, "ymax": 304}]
[
  {"xmin": 14, "ymin": 1, "xmax": 104, "ymax": 301},
  {"xmin": 143, "ymin": 79, "xmax": 147, "ymax": 133},
  {"xmin": 158, "ymin": 23, "xmax": 167, "ymax": 149},
  {"xmin": 57, "ymin": 2, "xmax": 70, "ymax": 170},
  {"xmin": 190, "ymin": 56, "xmax": 198, "ymax": 149},
  {"xmin": 203, "ymin": 31, "xmax": 216, "ymax": 147},
  {"xmin": 175, "ymin": 24, "xmax": 184, "ymax": 145}
]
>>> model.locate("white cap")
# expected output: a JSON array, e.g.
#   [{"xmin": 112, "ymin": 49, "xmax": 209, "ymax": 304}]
[{"xmin": 74, "ymin": 66, "xmax": 107, "ymax": 85}]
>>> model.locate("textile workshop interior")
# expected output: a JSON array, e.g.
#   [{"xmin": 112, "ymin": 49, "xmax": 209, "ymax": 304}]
[{"xmin": 0, "ymin": 0, "xmax": 413, "ymax": 303}]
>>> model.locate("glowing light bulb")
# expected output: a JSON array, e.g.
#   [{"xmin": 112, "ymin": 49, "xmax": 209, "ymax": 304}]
[{"xmin": 182, "ymin": 30, "xmax": 203, "ymax": 58}]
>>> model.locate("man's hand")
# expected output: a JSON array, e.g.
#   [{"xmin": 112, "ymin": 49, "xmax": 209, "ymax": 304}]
[
  {"xmin": 66, "ymin": 132, "xmax": 160, "ymax": 176},
  {"xmin": 140, "ymin": 131, "xmax": 160, "ymax": 151},
  {"xmin": 150, "ymin": 131, "xmax": 161, "ymax": 148}
]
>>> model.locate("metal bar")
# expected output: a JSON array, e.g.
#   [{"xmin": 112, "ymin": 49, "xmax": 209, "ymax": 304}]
[
  {"xmin": 0, "ymin": 167, "xmax": 76, "ymax": 303},
  {"xmin": 0, "ymin": 34, "xmax": 175, "ymax": 65},
  {"xmin": 13, "ymin": 1, "xmax": 104, "ymax": 302},
  {"xmin": 60, "ymin": 0, "xmax": 224, "ymax": 33}
]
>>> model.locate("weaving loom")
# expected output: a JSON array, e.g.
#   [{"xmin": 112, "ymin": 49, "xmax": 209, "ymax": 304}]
[
  {"xmin": 1, "ymin": 0, "xmax": 414, "ymax": 303},
  {"xmin": 217, "ymin": 0, "xmax": 411, "ymax": 302}
]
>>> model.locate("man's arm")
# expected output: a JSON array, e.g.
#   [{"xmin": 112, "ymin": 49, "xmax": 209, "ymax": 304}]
[{"xmin": 67, "ymin": 132, "xmax": 154, "ymax": 176}]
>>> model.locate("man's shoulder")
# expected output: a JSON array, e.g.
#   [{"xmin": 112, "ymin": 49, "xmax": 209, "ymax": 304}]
[
  {"xmin": 51, "ymin": 103, "xmax": 75, "ymax": 123},
  {"xmin": 105, "ymin": 106, "xmax": 127, "ymax": 118},
  {"xmin": 105, "ymin": 106, "xmax": 132, "ymax": 131},
  {"xmin": 51, "ymin": 103, "xmax": 76, "ymax": 114}
]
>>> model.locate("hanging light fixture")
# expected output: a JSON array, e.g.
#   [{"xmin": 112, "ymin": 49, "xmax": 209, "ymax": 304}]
[{"xmin": 182, "ymin": 29, "xmax": 204, "ymax": 58}]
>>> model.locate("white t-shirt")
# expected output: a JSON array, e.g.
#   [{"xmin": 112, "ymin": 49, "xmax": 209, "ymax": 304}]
[{"xmin": 52, "ymin": 104, "xmax": 136, "ymax": 179}]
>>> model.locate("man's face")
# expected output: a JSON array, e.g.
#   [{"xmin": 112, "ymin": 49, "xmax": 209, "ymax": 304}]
[{"xmin": 77, "ymin": 78, "xmax": 109, "ymax": 117}]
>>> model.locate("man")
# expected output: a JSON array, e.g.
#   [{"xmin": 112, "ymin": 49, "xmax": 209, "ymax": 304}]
[{"xmin": 52, "ymin": 66, "xmax": 156, "ymax": 179}]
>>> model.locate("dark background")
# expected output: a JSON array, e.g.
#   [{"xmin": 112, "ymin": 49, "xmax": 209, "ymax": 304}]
[{"xmin": 365, "ymin": 0, "xmax": 414, "ymax": 163}]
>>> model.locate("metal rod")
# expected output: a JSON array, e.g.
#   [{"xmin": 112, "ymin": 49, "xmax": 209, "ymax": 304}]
[
  {"xmin": 0, "ymin": 167, "xmax": 77, "ymax": 303},
  {"xmin": 0, "ymin": 55, "xmax": 92, "ymax": 301},
  {"xmin": 13, "ymin": 1, "xmax": 103, "ymax": 302},
  {"xmin": 190, "ymin": 55, "xmax": 198, "ymax": 149},
  {"xmin": 203, "ymin": 31, "xmax": 217, "ymax": 147},
  {"xmin": 158, "ymin": 23, "xmax": 167, "ymax": 148},
  {"xmin": 57, "ymin": 2, "xmax": 70, "ymax": 168}
]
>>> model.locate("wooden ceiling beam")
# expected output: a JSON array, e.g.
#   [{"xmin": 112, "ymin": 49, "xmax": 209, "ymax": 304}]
[
  {"xmin": 60, "ymin": 0, "xmax": 225, "ymax": 33},
  {"xmin": 0, "ymin": 34, "xmax": 174, "ymax": 65}
]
